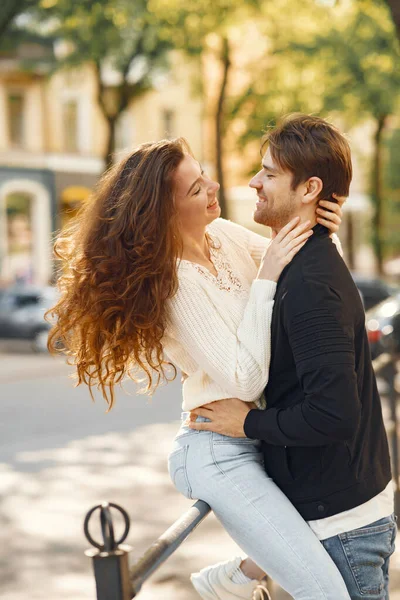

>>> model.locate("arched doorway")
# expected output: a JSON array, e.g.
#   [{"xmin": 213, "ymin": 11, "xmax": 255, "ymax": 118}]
[{"xmin": 0, "ymin": 180, "xmax": 52, "ymax": 285}]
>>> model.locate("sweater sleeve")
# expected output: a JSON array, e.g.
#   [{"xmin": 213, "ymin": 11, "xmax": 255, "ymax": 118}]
[
  {"xmin": 211, "ymin": 218, "xmax": 271, "ymax": 267},
  {"xmin": 167, "ymin": 276, "xmax": 276, "ymax": 402}
]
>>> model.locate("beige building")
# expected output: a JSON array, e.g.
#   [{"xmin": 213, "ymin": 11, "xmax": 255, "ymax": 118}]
[{"xmin": 0, "ymin": 44, "xmax": 204, "ymax": 285}]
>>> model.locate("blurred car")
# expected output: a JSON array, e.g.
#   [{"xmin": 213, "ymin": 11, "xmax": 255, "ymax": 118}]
[
  {"xmin": 365, "ymin": 292, "xmax": 400, "ymax": 360},
  {"xmin": 0, "ymin": 285, "xmax": 57, "ymax": 352},
  {"xmin": 351, "ymin": 273, "xmax": 398, "ymax": 312}
]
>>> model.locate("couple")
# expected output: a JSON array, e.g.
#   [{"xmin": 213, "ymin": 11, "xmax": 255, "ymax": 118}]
[{"xmin": 48, "ymin": 114, "xmax": 395, "ymax": 599}]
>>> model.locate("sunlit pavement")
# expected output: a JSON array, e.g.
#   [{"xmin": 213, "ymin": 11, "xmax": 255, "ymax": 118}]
[
  {"xmin": 1, "ymin": 421, "xmax": 246, "ymax": 600},
  {"xmin": 1, "ymin": 346, "xmax": 400, "ymax": 599},
  {"xmin": 0, "ymin": 348, "xmax": 242, "ymax": 600}
]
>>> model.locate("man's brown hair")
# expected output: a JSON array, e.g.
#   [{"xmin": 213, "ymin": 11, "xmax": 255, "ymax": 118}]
[{"xmin": 262, "ymin": 114, "xmax": 352, "ymax": 200}]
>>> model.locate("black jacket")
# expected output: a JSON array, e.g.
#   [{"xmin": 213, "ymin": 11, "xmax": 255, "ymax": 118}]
[{"xmin": 244, "ymin": 224, "xmax": 391, "ymax": 521}]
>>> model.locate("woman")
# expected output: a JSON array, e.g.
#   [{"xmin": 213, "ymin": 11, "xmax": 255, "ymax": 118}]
[{"xmin": 47, "ymin": 138, "xmax": 350, "ymax": 600}]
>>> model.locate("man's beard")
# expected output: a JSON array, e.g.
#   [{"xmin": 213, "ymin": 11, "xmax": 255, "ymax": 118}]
[{"xmin": 253, "ymin": 194, "xmax": 296, "ymax": 229}]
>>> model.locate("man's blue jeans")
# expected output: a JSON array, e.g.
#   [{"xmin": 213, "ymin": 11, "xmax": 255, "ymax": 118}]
[{"xmin": 322, "ymin": 514, "xmax": 397, "ymax": 599}]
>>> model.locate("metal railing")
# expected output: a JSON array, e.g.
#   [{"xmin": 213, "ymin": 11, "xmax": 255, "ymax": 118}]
[
  {"xmin": 84, "ymin": 352, "xmax": 399, "ymax": 599},
  {"xmin": 372, "ymin": 352, "xmax": 400, "ymax": 515},
  {"xmin": 84, "ymin": 500, "xmax": 211, "ymax": 600}
]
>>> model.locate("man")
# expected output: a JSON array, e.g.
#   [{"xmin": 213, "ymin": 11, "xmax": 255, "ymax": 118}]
[{"xmin": 190, "ymin": 114, "xmax": 396, "ymax": 599}]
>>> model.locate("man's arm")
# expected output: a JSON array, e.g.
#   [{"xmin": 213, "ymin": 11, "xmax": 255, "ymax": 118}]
[{"xmin": 244, "ymin": 279, "xmax": 361, "ymax": 446}]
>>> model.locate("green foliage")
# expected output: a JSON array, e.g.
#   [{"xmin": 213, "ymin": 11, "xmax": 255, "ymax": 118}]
[
  {"xmin": 297, "ymin": 0, "xmax": 399, "ymax": 120},
  {"xmin": 150, "ymin": 0, "xmax": 261, "ymax": 54},
  {"xmin": 230, "ymin": 0, "xmax": 399, "ymax": 145},
  {"xmin": 222, "ymin": 0, "xmax": 400, "ymax": 268},
  {"xmin": 225, "ymin": 0, "xmax": 334, "ymax": 170},
  {"xmin": 0, "ymin": 0, "xmax": 41, "ymax": 38},
  {"xmin": 31, "ymin": 0, "xmax": 172, "ymax": 84},
  {"xmin": 2, "ymin": 0, "xmax": 176, "ymax": 164},
  {"xmin": 1, "ymin": 0, "xmax": 173, "ymax": 104}
]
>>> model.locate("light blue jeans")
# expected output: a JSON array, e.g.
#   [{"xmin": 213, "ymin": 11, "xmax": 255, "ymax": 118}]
[{"xmin": 168, "ymin": 415, "xmax": 351, "ymax": 600}]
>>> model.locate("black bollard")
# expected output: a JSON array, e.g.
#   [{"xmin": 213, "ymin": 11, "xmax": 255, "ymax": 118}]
[
  {"xmin": 84, "ymin": 502, "xmax": 133, "ymax": 600},
  {"xmin": 84, "ymin": 499, "xmax": 211, "ymax": 598}
]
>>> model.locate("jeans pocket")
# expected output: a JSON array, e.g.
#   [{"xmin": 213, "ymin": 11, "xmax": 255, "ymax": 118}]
[
  {"xmin": 168, "ymin": 445, "xmax": 192, "ymax": 499},
  {"xmin": 339, "ymin": 517, "xmax": 396, "ymax": 595}
]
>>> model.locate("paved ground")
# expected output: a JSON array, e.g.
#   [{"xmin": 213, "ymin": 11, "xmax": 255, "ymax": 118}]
[
  {"xmin": 0, "ymin": 347, "xmax": 243, "ymax": 600},
  {"xmin": 1, "ymin": 344, "xmax": 400, "ymax": 599}
]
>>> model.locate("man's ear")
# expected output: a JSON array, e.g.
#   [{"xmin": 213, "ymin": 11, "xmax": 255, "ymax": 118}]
[{"xmin": 302, "ymin": 177, "xmax": 323, "ymax": 206}]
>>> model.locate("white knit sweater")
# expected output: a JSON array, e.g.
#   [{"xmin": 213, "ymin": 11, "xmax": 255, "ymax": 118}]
[{"xmin": 163, "ymin": 218, "xmax": 275, "ymax": 411}]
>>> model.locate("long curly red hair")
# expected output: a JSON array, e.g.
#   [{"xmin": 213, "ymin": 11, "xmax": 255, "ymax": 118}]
[{"xmin": 46, "ymin": 138, "xmax": 191, "ymax": 409}]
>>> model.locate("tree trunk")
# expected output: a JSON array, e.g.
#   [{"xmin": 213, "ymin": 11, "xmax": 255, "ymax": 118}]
[
  {"xmin": 385, "ymin": 0, "xmax": 400, "ymax": 42},
  {"xmin": 215, "ymin": 36, "xmax": 231, "ymax": 219},
  {"xmin": 371, "ymin": 114, "xmax": 388, "ymax": 275},
  {"xmin": 104, "ymin": 116, "xmax": 117, "ymax": 172},
  {"xmin": 93, "ymin": 62, "xmax": 121, "ymax": 172}
]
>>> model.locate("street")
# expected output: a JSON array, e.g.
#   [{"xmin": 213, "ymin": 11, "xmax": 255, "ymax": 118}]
[
  {"xmin": 0, "ymin": 346, "xmax": 183, "ymax": 466},
  {"xmin": 1, "ymin": 346, "xmax": 400, "ymax": 600},
  {"xmin": 0, "ymin": 347, "xmax": 242, "ymax": 600}
]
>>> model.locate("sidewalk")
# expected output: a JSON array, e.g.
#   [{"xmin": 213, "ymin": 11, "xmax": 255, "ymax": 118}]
[
  {"xmin": 2, "ymin": 417, "xmax": 400, "ymax": 600},
  {"xmin": 1, "ymin": 422, "xmax": 242, "ymax": 600}
]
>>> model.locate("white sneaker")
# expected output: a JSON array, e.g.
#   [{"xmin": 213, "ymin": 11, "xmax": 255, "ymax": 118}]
[{"xmin": 190, "ymin": 557, "xmax": 271, "ymax": 600}]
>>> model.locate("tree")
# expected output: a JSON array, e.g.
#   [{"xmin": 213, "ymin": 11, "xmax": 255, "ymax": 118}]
[
  {"xmin": 230, "ymin": 0, "xmax": 400, "ymax": 273},
  {"xmin": 7, "ymin": 0, "xmax": 173, "ymax": 170},
  {"xmin": 0, "ymin": 0, "xmax": 40, "ymax": 39},
  {"xmin": 151, "ymin": 0, "xmax": 261, "ymax": 218},
  {"xmin": 294, "ymin": 0, "xmax": 400, "ymax": 273}
]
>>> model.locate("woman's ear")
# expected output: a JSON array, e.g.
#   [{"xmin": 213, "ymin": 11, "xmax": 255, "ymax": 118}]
[{"xmin": 302, "ymin": 177, "xmax": 323, "ymax": 205}]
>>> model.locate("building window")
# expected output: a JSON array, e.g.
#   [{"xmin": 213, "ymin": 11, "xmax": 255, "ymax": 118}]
[
  {"xmin": 7, "ymin": 92, "xmax": 25, "ymax": 147},
  {"xmin": 162, "ymin": 109, "xmax": 175, "ymax": 139},
  {"xmin": 63, "ymin": 99, "xmax": 79, "ymax": 153}
]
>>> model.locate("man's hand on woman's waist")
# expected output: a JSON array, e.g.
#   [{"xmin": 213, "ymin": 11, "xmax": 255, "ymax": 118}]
[{"xmin": 188, "ymin": 398, "xmax": 255, "ymax": 437}]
